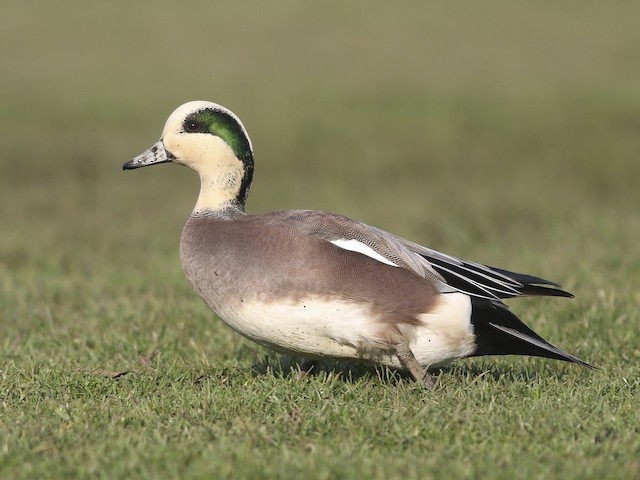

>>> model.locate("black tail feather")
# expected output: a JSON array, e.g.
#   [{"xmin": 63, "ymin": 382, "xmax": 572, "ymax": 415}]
[
  {"xmin": 517, "ymin": 284, "xmax": 574, "ymax": 298},
  {"xmin": 423, "ymin": 254, "xmax": 574, "ymax": 300},
  {"xmin": 486, "ymin": 266, "xmax": 562, "ymax": 287},
  {"xmin": 487, "ymin": 266, "xmax": 574, "ymax": 298},
  {"xmin": 469, "ymin": 297, "xmax": 593, "ymax": 368}
]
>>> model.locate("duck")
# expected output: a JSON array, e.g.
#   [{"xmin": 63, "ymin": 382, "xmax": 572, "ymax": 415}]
[{"xmin": 123, "ymin": 100, "xmax": 592, "ymax": 387}]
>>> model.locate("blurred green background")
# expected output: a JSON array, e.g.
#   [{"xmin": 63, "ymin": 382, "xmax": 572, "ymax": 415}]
[
  {"xmin": 2, "ymin": 1, "xmax": 639, "ymax": 267},
  {"xmin": 1, "ymin": 1, "xmax": 639, "ymax": 478}
]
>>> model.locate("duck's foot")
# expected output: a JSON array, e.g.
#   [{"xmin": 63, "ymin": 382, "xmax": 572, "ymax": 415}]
[
  {"xmin": 296, "ymin": 358, "xmax": 318, "ymax": 380},
  {"xmin": 393, "ymin": 342, "xmax": 435, "ymax": 389}
]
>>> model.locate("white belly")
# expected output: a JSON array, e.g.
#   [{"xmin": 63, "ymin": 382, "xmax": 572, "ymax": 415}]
[{"xmin": 214, "ymin": 292, "xmax": 476, "ymax": 368}]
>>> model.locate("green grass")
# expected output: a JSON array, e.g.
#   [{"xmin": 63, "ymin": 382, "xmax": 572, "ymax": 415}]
[{"xmin": 1, "ymin": 1, "xmax": 639, "ymax": 478}]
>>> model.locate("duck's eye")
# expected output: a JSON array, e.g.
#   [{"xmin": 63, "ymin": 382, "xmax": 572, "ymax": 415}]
[{"xmin": 184, "ymin": 120, "xmax": 202, "ymax": 132}]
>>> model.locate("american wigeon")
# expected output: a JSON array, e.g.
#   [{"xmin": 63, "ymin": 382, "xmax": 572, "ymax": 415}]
[{"xmin": 123, "ymin": 101, "xmax": 591, "ymax": 387}]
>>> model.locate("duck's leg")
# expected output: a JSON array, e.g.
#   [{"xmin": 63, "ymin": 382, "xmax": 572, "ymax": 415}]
[
  {"xmin": 296, "ymin": 358, "xmax": 318, "ymax": 379},
  {"xmin": 394, "ymin": 342, "xmax": 435, "ymax": 388}
]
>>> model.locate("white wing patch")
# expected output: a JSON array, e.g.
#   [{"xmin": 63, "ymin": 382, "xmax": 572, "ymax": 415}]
[{"xmin": 330, "ymin": 239, "xmax": 399, "ymax": 267}]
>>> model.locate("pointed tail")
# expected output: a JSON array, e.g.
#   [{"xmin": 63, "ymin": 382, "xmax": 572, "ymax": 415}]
[{"xmin": 469, "ymin": 297, "xmax": 593, "ymax": 368}]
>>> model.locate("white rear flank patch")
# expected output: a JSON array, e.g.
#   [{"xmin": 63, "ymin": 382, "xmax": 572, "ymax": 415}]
[
  {"xmin": 412, "ymin": 293, "xmax": 475, "ymax": 367},
  {"xmin": 330, "ymin": 239, "xmax": 398, "ymax": 267}
]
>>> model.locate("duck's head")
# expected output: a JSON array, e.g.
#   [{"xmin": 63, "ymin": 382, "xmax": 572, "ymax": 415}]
[{"xmin": 123, "ymin": 101, "xmax": 254, "ymax": 213}]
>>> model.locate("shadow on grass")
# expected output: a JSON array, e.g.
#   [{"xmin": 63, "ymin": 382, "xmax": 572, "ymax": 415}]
[{"xmin": 243, "ymin": 346, "xmax": 582, "ymax": 387}]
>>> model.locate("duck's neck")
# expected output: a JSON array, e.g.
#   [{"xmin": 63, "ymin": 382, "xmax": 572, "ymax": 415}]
[
  {"xmin": 192, "ymin": 168, "xmax": 245, "ymax": 214},
  {"xmin": 185, "ymin": 140, "xmax": 253, "ymax": 216}
]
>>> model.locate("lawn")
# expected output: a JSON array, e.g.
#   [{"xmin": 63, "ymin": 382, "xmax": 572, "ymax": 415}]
[{"xmin": 1, "ymin": 1, "xmax": 639, "ymax": 479}]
